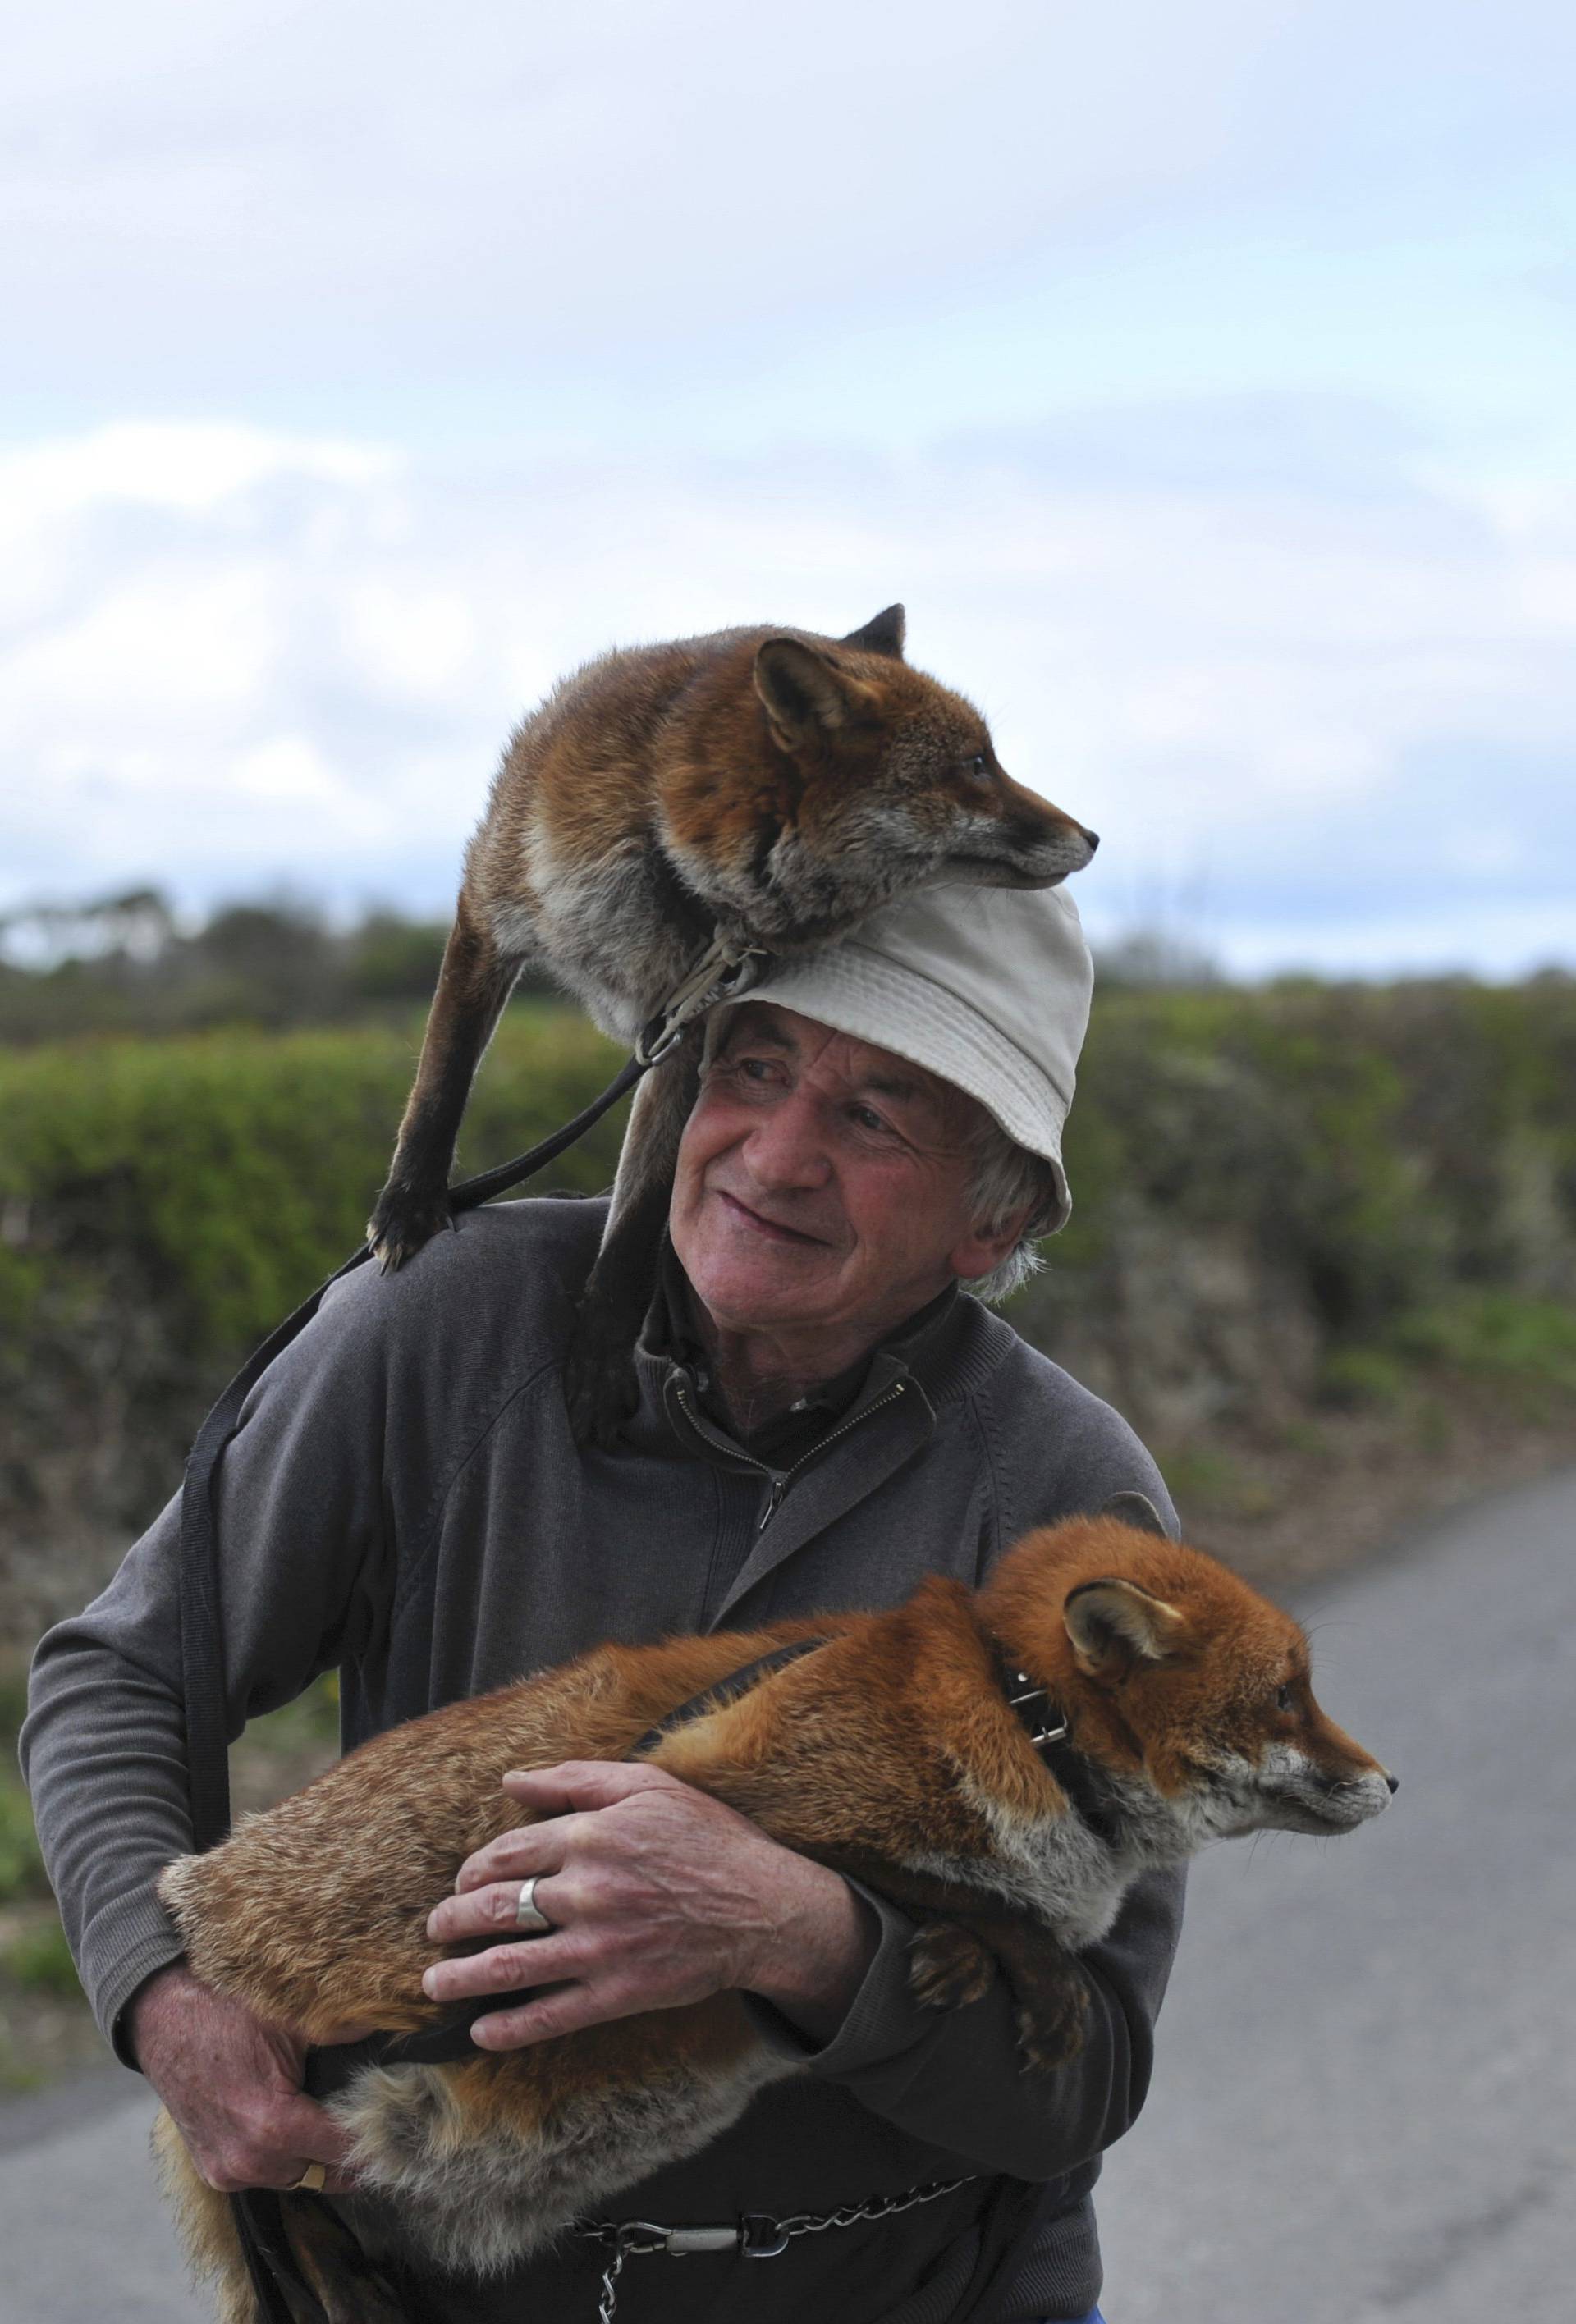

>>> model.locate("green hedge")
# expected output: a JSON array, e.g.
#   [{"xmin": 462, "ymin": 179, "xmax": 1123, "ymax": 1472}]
[
  {"xmin": 2, "ymin": 977, "xmax": 1573, "ymax": 1391},
  {"xmin": 0, "ymin": 1007, "xmax": 631, "ymax": 1359},
  {"xmin": 1055, "ymin": 976, "xmax": 1576, "ymax": 1338}
]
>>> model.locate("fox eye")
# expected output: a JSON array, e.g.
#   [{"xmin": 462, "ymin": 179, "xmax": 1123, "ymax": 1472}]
[
  {"xmin": 963, "ymin": 753, "xmax": 992, "ymax": 785},
  {"xmin": 1275, "ymin": 1684, "xmax": 1295, "ymax": 1713}
]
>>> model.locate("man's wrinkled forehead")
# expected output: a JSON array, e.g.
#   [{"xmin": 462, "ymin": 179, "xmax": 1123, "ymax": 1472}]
[{"xmin": 713, "ymin": 1000, "xmax": 966, "ymax": 1125}]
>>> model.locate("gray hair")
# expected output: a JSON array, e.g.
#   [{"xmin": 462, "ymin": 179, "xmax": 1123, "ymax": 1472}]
[{"xmin": 959, "ymin": 1110, "xmax": 1061, "ymax": 1304}]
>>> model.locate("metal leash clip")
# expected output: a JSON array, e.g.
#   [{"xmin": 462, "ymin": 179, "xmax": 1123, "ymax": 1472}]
[
  {"xmin": 635, "ymin": 935, "xmax": 770, "ymax": 1065},
  {"xmin": 577, "ymin": 2174, "xmax": 974, "ymax": 2319},
  {"xmin": 1004, "ymin": 1668, "xmax": 1070, "ymax": 1750}
]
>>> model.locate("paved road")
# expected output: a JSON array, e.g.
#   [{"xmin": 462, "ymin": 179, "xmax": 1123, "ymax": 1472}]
[
  {"xmin": 2, "ymin": 1469, "xmax": 1572, "ymax": 2323},
  {"xmin": 1096, "ymin": 1466, "xmax": 1576, "ymax": 2323}
]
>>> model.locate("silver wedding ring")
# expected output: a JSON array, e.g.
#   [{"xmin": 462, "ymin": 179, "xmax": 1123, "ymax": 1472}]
[{"xmin": 515, "ymin": 1874, "xmax": 553, "ymax": 1934}]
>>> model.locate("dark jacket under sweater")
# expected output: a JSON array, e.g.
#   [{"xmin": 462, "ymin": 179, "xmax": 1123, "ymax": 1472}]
[{"xmin": 21, "ymin": 1195, "xmax": 1185, "ymax": 2324}]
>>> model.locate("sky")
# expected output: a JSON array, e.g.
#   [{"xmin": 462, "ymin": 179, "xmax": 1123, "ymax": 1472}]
[{"xmin": 2, "ymin": 0, "xmax": 1574, "ymax": 977}]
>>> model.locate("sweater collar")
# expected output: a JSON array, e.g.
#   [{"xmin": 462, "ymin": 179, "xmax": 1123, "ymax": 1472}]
[
  {"xmin": 625, "ymin": 1244, "xmax": 1006, "ymax": 1465},
  {"xmin": 651, "ymin": 1238, "xmax": 961, "ymax": 1449}
]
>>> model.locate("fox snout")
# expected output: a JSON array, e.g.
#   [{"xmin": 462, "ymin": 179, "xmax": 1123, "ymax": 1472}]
[
  {"xmin": 1250, "ymin": 1730, "xmax": 1396, "ymax": 1837},
  {"xmin": 981, "ymin": 790, "xmax": 1100, "ymax": 889}
]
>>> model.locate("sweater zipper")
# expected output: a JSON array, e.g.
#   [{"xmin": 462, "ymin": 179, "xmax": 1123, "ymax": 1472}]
[{"xmin": 673, "ymin": 1381, "xmax": 908, "ymax": 1534}]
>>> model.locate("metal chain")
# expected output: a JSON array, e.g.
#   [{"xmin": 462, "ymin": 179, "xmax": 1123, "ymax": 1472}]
[
  {"xmin": 580, "ymin": 2175, "xmax": 975, "ymax": 2320},
  {"xmin": 775, "ymin": 2174, "xmax": 974, "ymax": 2240},
  {"xmin": 593, "ymin": 2239, "xmax": 625, "ymax": 2324}
]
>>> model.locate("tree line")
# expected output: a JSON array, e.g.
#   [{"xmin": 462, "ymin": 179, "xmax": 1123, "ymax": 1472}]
[{"xmin": 0, "ymin": 889, "xmax": 561, "ymax": 1041}]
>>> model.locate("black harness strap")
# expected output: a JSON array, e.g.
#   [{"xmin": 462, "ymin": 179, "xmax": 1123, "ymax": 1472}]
[{"xmin": 626, "ymin": 1635, "xmax": 828, "ymax": 1760}]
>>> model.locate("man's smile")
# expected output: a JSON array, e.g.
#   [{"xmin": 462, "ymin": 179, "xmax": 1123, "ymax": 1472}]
[{"xmin": 711, "ymin": 1186, "xmax": 832, "ymax": 1247}]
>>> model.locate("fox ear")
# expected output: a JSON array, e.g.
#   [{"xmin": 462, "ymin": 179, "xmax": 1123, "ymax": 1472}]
[
  {"xmin": 841, "ymin": 603, "xmax": 906, "ymax": 659},
  {"xmin": 754, "ymin": 638, "xmax": 874, "ymax": 743},
  {"xmin": 1064, "ymin": 1577, "xmax": 1184, "ymax": 1678}
]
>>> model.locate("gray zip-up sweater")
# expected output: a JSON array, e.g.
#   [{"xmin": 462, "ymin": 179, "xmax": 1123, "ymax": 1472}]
[{"xmin": 22, "ymin": 1196, "xmax": 1184, "ymax": 2324}]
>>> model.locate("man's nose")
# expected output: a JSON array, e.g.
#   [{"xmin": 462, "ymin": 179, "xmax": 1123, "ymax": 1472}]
[{"xmin": 741, "ymin": 1095, "xmax": 832, "ymax": 1188}]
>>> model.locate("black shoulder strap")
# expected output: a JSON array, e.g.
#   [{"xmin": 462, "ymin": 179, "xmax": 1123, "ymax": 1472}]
[{"xmin": 177, "ymin": 1052, "xmax": 647, "ymax": 1854}]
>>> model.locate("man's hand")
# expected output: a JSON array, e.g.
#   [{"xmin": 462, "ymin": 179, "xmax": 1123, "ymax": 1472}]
[
  {"xmin": 423, "ymin": 1761, "xmax": 878, "ymax": 2050},
  {"xmin": 128, "ymin": 1962, "xmax": 359, "ymax": 2194}
]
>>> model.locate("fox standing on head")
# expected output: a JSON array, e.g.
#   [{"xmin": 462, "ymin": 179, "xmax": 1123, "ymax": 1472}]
[{"xmin": 366, "ymin": 606, "xmax": 1097, "ymax": 1440}]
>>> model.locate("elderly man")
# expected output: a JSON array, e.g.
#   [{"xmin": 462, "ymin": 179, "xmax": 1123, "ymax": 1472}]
[{"xmin": 23, "ymin": 882, "xmax": 1183, "ymax": 2324}]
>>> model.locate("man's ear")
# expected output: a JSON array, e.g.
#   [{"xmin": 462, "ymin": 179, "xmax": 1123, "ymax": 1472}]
[
  {"xmin": 1064, "ymin": 1578, "xmax": 1184, "ymax": 1678},
  {"xmin": 841, "ymin": 603, "xmax": 906, "ymax": 659},
  {"xmin": 945, "ymin": 1201, "xmax": 1033, "ymax": 1287},
  {"xmin": 754, "ymin": 638, "xmax": 876, "ymax": 744}
]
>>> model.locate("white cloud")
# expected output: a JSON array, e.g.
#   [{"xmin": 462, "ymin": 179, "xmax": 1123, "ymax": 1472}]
[{"xmin": 2, "ymin": 409, "xmax": 1572, "ymax": 977}]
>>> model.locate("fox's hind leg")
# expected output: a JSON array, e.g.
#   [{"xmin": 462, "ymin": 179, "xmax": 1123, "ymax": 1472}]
[
  {"xmin": 566, "ymin": 1035, "xmax": 700, "ymax": 1446},
  {"xmin": 369, "ymin": 892, "xmax": 523, "ymax": 1270}
]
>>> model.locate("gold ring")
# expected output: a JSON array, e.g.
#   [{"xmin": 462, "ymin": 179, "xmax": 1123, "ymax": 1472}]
[{"xmin": 289, "ymin": 2161, "xmax": 328, "ymax": 2194}]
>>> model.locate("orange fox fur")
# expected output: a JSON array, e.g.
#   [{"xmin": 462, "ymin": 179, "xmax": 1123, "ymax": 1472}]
[
  {"xmin": 364, "ymin": 606, "xmax": 1097, "ymax": 1439},
  {"xmin": 155, "ymin": 1515, "xmax": 1392, "ymax": 2321}
]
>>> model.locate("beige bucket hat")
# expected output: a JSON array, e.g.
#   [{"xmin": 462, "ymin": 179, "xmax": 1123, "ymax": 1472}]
[{"xmin": 718, "ymin": 881, "xmax": 1093, "ymax": 1232}]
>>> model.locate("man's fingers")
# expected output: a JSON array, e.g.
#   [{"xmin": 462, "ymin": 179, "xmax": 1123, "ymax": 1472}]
[
  {"xmin": 498, "ymin": 1760, "xmax": 676, "ymax": 1814},
  {"xmin": 196, "ymin": 2096, "xmax": 359, "ymax": 2194},
  {"xmin": 470, "ymin": 1979, "xmax": 628, "ymax": 2051},
  {"xmin": 453, "ymin": 1819, "xmax": 579, "ymax": 1895},
  {"xmin": 427, "ymin": 1875, "xmax": 569, "ymax": 1944},
  {"xmin": 273, "ymin": 2093, "xmax": 358, "ymax": 2171},
  {"xmin": 422, "ymin": 1935, "xmax": 579, "ymax": 2004}
]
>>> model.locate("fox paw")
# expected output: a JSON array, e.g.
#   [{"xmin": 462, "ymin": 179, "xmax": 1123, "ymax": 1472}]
[
  {"xmin": 564, "ymin": 1297, "xmax": 643, "ymax": 1449},
  {"xmin": 908, "ymin": 1923, "xmax": 999, "ymax": 2012},
  {"xmin": 1013, "ymin": 1983, "xmax": 1089, "ymax": 2074},
  {"xmin": 366, "ymin": 1184, "xmax": 454, "ymax": 1273}
]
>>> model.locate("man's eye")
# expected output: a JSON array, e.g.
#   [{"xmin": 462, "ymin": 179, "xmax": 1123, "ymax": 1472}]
[{"xmin": 851, "ymin": 1105, "xmax": 889, "ymax": 1132}]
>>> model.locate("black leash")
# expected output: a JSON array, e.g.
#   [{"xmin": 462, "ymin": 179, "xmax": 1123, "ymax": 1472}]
[
  {"xmin": 178, "ymin": 1048, "xmax": 648, "ymax": 1858},
  {"xmin": 183, "ymin": 1050, "xmax": 647, "ymax": 2324}
]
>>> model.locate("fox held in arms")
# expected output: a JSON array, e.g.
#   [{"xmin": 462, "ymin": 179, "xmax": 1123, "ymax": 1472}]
[
  {"xmin": 365, "ymin": 606, "xmax": 1097, "ymax": 1441},
  {"xmin": 155, "ymin": 1513, "xmax": 1394, "ymax": 2324}
]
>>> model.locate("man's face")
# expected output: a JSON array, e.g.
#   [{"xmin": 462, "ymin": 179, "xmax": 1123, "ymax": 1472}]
[{"xmin": 669, "ymin": 1003, "xmax": 1023, "ymax": 1350}]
